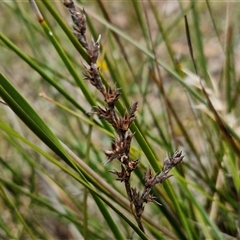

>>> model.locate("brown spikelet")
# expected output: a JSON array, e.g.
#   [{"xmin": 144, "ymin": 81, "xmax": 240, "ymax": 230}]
[{"xmin": 63, "ymin": 0, "xmax": 184, "ymax": 233}]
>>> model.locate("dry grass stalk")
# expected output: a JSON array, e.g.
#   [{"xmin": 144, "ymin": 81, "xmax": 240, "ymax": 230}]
[{"xmin": 63, "ymin": 0, "xmax": 184, "ymax": 233}]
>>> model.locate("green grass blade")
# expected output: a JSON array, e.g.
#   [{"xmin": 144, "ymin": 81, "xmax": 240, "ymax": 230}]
[
  {"xmin": 0, "ymin": 73, "xmax": 74, "ymax": 167},
  {"xmin": 191, "ymin": 1, "xmax": 209, "ymax": 81},
  {"xmin": 0, "ymin": 32, "xmax": 85, "ymax": 112},
  {"xmin": 0, "ymin": 117, "xmax": 147, "ymax": 239},
  {"xmin": 41, "ymin": 0, "xmax": 90, "ymax": 63},
  {"xmin": 0, "ymin": 184, "xmax": 36, "ymax": 240}
]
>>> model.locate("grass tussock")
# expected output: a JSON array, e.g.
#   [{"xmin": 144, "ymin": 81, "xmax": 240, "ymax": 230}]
[{"xmin": 0, "ymin": 0, "xmax": 239, "ymax": 239}]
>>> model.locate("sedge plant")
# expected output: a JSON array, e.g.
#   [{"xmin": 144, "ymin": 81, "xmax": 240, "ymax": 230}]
[{"xmin": 0, "ymin": 0, "xmax": 239, "ymax": 239}]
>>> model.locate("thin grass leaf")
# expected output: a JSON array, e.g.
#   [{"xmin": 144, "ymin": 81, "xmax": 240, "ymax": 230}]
[
  {"xmin": 0, "ymin": 118, "xmax": 147, "ymax": 239},
  {"xmin": 0, "ymin": 33, "xmax": 85, "ymax": 112},
  {"xmin": 41, "ymin": 0, "xmax": 89, "ymax": 62},
  {"xmin": 29, "ymin": 2, "xmax": 95, "ymax": 107},
  {"xmin": 0, "ymin": 184, "xmax": 36, "ymax": 240},
  {"xmin": 191, "ymin": 1, "xmax": 209, "ymax": 81},
  {"xmin": 0, "ymin": 214, "xmax": 18, "ymax": 240},
  {"xmin": 0, "ymin": 73, "xmax": 79, "ymax": 171}
]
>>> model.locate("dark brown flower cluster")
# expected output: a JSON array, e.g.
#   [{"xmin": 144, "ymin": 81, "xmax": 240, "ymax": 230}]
[
  {"xmin": 63, "ymin": 0, "xmax": 184, "ymax": 233},
  {"xmin": 133, "ymin": 150, "xmax": 184, "ymax": 220},
  {"xmin": 63, "ymin": 0, "xmax": 139, "ymax": 168}
]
